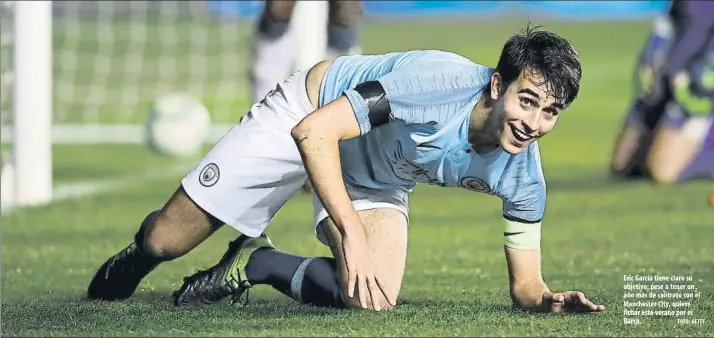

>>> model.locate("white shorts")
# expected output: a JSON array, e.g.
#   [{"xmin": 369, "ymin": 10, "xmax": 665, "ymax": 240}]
[{"xmin": 181, "ymin": 70, "xmax": 409, "ymax": 245}]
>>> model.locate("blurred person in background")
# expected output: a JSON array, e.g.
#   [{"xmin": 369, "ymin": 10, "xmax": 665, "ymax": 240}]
[
  {"xmin": 251, "ymin": 0, "xmax": 363, "ymax": 103},
  {"xmin": 610, "ymin": 0, "xmax": 714, "ymax": 184},
  {"xmin": 252, "ymin": 0, "xmax": 363, "ymax": 193}
]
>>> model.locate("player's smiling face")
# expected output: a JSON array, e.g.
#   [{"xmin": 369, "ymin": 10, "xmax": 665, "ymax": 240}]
[{"xmin": 490, "ymin": 70, "xmax": 564, "ymax": 155}]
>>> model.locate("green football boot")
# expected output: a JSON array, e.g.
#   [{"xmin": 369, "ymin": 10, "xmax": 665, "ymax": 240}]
[{"xmin": 173, "ymin": 234, "xmax": 274, "ymax": 307}]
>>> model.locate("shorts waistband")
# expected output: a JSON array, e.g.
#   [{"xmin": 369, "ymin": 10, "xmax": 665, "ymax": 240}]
[{"xmin": 289, "ymin": 69, "xmax": 317, "ymax": 115}]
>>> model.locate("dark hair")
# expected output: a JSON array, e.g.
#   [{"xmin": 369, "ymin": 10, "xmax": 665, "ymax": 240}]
[{"xmin": 494, "ymin": 24, "xmax": 582, "ymax": 107}]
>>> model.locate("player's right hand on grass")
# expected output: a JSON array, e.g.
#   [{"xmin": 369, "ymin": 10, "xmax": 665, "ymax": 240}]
[
  {"xmin": 541, "ymin": 290, "xmax": 606, "ymax": 313},
  {"xmin": 342, "ymin": 230, "xmax": 396, "ymax": 311}
]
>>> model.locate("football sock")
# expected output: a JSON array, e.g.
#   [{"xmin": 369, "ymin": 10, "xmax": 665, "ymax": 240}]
[
  {"xmin": 245, "ymin": 248, "xmax": 345, "ymax": 308},
  {"xmin": 251, "ymin": 14, "xmax": 296, "ymax": 103},
  {"xmin": 326, "ymin": 23, "xmax": 360, "ymax": 58},
  {"xmin": 678, "ymin": 118, "xmax": 714, "ymax": 181},
  {"xmin": 626, "ymin": 98, "xmax": 668, "ymax": 133}
]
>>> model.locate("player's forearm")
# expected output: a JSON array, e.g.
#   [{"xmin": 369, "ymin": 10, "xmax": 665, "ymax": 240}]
[
  {"xmin": 292, "ymin": 129, "xmax": 363, "ymax": 236},
  {"xmin": 502, "ymin": 223, "xmax": 547, "ymax": 311},
  {"xmin": 510, "ymin": 278, "xmax": 550, "ymax": 311}
]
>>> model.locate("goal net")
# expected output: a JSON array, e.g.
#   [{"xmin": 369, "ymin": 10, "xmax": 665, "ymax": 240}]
[
  {"xmin": 3, "ymin": 0, "xmax": 261, "ymax": 144},
  {"xmin": 0, "ymin": 0, "xmax": 328, "ymax": 208}
]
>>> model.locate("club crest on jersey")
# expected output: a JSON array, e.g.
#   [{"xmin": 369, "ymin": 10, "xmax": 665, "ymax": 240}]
[
  {"xmin": 199, "ymin": 163, "xmax": 220, "ymax": 187},
  {"xmin": 460, "ymin": 176, "xmax": 491, "ymax": 194}
]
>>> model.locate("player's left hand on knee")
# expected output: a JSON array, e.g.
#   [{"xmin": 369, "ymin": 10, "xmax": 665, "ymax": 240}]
[{"xmin": 541, "ymin": 290, "xmax": 606, "ymax": 313}]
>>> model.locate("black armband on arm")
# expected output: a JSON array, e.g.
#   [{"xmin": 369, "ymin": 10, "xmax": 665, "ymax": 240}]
[{"xmin": 354, "ymin": 81, "xmax": 391, "ymax": 128}]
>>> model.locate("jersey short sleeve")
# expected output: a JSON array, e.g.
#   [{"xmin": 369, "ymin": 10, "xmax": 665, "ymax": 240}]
[
  {"xmin": 342, "ymin": 50, "xmax": 493, "ymax": 135},
  {"xmin": 498, "ymin": 142, "xmax": 547, "ymax": 224}
]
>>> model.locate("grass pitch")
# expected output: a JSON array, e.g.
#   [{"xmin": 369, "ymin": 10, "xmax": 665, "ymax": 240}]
[{"xmin": 2, "ymin": 20, "xmax": 714, "ymax": 337}]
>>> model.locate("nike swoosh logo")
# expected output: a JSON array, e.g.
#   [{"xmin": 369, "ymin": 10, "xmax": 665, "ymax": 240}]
[{"xmin": 504, "ymin": 232, "xmax": 525, "ymax": 236}]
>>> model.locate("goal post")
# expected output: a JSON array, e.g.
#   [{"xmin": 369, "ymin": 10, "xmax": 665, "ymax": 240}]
[
  {"xmin": 8, "ymin": 1, "xmax": 53, "ymax": 207},
  {"xmin": 292, "ymin": 0, "xmax": 328, "ymax": 72}
]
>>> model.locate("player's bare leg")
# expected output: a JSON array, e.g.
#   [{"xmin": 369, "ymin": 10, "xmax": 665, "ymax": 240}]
[
  {"xmin": 318, "ymin": 208, "xmax": 406, "ymax": 310},
  {"xmin": 610, "ymin": 109, "xmax": 656, "ymax": 179},
  {"xmin": 325, "ymin": 0, "xmax": 363, "ymax": 59},
  {"xmin": 251, "ymin": 0, "xmax": 297, "ymax": 103},
  {"xmin": 87, "ymin": 186, "xmax": 223, "ymax": 301},
  {"xmin": 174, "ymin": 208, "xmax": 408, "ymax": 310},
  {"xmin": 647, "ymin": 115, "xmax": 714, "ymax": 184},
  {"xmin": 610, "ymin": 83, "xmax": 673, "ymax": 179}
]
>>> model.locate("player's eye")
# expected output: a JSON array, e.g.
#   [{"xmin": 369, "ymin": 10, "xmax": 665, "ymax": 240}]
[
  {"xmin": 519, "ymin": 97, "xmax": 535, "ymax": 107},
  {"xmin": 544, "ymin": 109, "xmax": 560, "ymax": 117}
]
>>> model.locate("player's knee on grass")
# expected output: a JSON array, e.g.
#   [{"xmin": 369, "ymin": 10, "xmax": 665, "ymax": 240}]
[
  {"xmin": 646, "ymin": 116, "xmax": 713, "ymax": 184},
  {"xmin": 141, "ymin": 186, "xmax": 223, "ymax": 260},
  {"xmin": 318, "ymin": 208, "xmax": 408, "ymax": 311},
  {"xmin": 647, "ymin": 143, "xmax": 682, "ymax": 184}
]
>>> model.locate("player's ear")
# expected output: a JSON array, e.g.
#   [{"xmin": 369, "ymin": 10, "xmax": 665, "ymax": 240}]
[{"xmin": 490, "ymin": 72, "xmax": 502, "ymax": 100}]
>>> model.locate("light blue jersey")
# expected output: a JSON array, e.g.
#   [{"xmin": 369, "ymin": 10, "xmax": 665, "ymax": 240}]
[{"xmin": 318, "ymin": 50, "xmax": 546, "ymax": 223}]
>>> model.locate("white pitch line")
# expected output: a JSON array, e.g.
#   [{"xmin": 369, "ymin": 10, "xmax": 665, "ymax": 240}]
[{"xmin": 0, "ymin": 162, "xmax": 195, "ymax": 215}]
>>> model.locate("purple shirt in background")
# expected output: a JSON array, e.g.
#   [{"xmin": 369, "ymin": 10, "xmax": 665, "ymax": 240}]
[{"xmin": 665, "ymin": 0, "xmax": 714, "ymax": 78}]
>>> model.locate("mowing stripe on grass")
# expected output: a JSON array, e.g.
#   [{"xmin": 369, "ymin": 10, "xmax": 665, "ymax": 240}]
[{"xmin": 0, "ymin": 162, "xmax": 194, "ymax": 215}]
